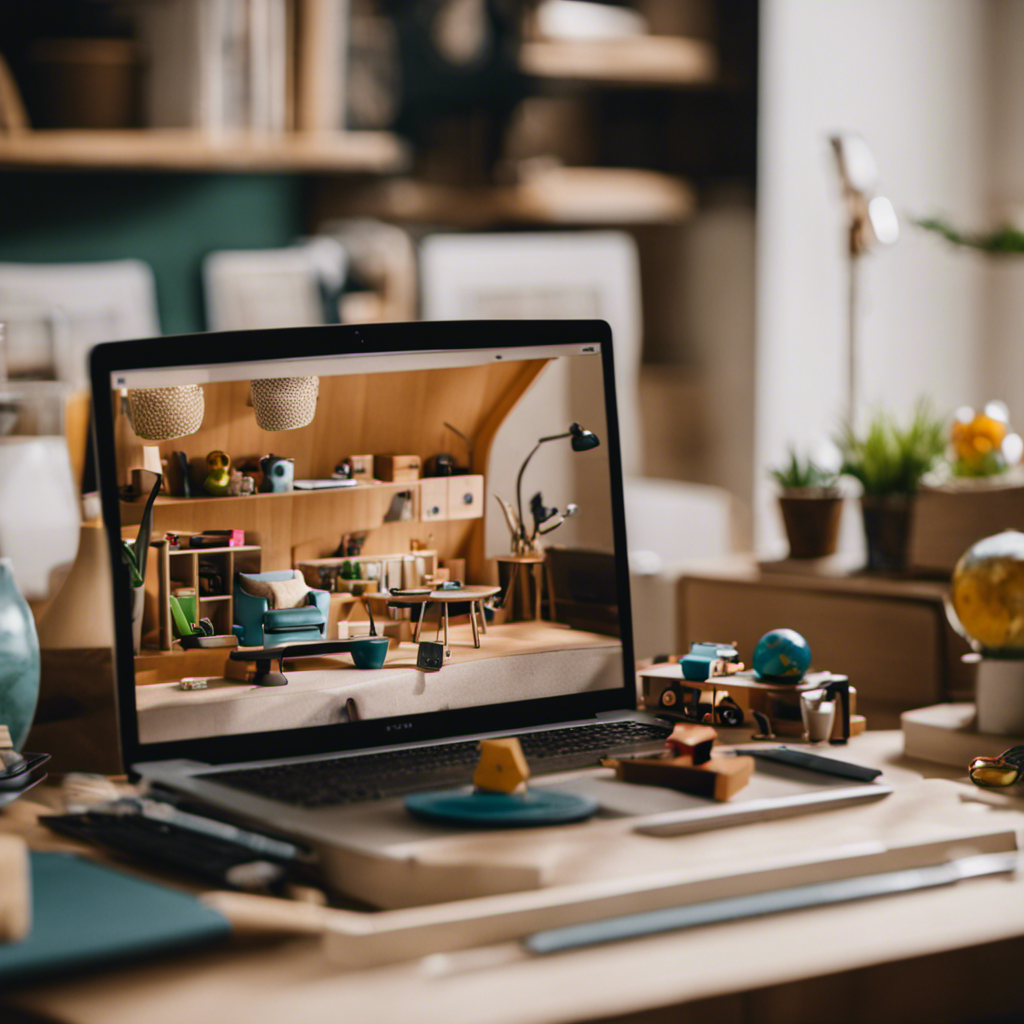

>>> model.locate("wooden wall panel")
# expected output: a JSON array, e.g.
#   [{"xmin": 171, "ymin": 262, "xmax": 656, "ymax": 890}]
[{"xmin": 114, "ymin": 360, "xmax": 548, "ymax": 579}]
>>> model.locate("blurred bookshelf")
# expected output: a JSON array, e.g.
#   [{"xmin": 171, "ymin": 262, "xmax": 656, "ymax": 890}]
[
  {"xmin": 0, "ymin": 0, "xmax": 758, "ymax": 503},
  {"xmin": 0, "ymin": 128, "xmax": 407, "ymax": 174},
  {"xmin": 519, "ymin": 36, "xmax": 718, "ymax": 88},
  {"xmin": 314, "ymin": 168, "xmax": 695, "ymax": 229}
]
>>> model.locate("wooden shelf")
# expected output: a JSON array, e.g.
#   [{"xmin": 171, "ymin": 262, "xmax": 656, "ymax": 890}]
[
  {"xmin": 157, "ymin": 541, "xmax": 262, "ymax": 651},
  {"xmin": 0, "ymin": 129, "xmax": 409, "ymax": 174},
  {"xmin": 520, "ymin": 36, "xmax": 718, "ymax": 88},
  {"xmin": 318, "ymin": 167, "xmax": 695, "ymax": 228},
  {"xmin": 122, "ymin": 480, "xmax": 417, "ymax": 520}
]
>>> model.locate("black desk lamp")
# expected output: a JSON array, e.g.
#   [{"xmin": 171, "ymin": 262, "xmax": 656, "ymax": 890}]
[{"xmin": 515, "ymin": 422, "xmax": 600, "ymax": 552}]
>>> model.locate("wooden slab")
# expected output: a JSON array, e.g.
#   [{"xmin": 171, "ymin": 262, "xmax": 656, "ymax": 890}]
[{"xmin": 613, "ymin": 755, "xmax": 754, "ymax": 801}]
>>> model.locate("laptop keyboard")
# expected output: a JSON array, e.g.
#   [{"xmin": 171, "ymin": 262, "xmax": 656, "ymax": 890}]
[{"xmin": 201, "ymin": 720, "xmax": 671, "ymax": 808}]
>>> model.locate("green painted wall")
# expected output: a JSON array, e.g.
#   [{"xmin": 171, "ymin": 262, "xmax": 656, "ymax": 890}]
[{"xmin": 0, "ymin": 172, "xmax": 306, "ymax": 336}]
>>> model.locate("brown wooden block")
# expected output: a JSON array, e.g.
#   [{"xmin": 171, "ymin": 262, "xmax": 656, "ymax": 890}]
[
  {"xmin": 474, "ymin": 737, "xmax": 530, "ymax": 794},
  {"xmin": 613, "ymin": 754, "xmax": 754, "ymax": 801},
  {"xmin": 666, "ymin": 723, "xmax": 717, "ymax": 764},
  {"xmin": 375, "ymin": 454, "xmax": 421, "ymax": 482},
  {"xmin": 346, "ymin": 454, "xmax": 374, "ymax": 479}
]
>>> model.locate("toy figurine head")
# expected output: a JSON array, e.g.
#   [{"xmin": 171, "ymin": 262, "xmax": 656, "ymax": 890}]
[
  {"xmin": 259, "ymin": 453, "xmax": 294, "ymax": 493},
  {"xmin": 203, "ymin": 450, "xmax": 233, "ymax": 496}
]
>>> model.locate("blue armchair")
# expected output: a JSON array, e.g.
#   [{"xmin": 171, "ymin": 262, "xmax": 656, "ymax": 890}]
[{"xmin": 233, "ymin": 570, "xmax": 330, "ymax": 647}]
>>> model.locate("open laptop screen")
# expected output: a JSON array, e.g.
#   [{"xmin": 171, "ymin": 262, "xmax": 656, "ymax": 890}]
[{"xmin": 92, "ymin": 321, "xmax": 634, "ymax": 768}]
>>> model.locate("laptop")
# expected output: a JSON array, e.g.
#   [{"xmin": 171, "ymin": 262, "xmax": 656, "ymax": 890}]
[{"xmin": 91, "ymin": 320, "xmax": 673, "ymax": 905}]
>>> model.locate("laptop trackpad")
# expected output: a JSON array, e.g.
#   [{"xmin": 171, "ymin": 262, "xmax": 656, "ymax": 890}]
[{"xmin": 532, "ymin": 760, "xmax": 879, "ymax": 818}]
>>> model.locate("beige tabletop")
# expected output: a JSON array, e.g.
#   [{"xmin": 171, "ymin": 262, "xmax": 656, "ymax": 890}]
[
  {"xmin": 6, "ymin": 731, "xmax": 1024, "ymax": 1024},
  {"xmin": 362, "ymin": 586, "xmax": 501, "ymax": 603}
]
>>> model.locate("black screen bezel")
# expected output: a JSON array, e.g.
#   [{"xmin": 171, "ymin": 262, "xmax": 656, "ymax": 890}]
[{"xmin": 90, "ymin": 320, "xmax": 636, "ymax": 771}]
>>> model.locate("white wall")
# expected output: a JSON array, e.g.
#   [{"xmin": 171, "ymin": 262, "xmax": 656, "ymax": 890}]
[
  {"xmin": 981, "ymin": 0, "xmax": 1024, "ymax": 424},
  {"xmin": 756, "ymin": 0, "xmax": 993, "ymax": 553}
]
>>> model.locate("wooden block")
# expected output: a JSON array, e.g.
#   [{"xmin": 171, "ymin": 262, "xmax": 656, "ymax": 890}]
[
  {"xmin": 613, "ymin": 754, "xmax": 754, "ymax": 801},
  {"xmin": 0, "ymin": 836, "xmax": 31, "ymax": 944},
  {"xmin": 375, "ymin": 454, "xmax": 421, "ymax": 482},
  {"xmin": 665, "ymin": 723, "xmax": 717, "ymax": 764},
  {"xmin": 901, "ymin": 702, "xmax": 1019, "ymax": 768},
  {"xmin": 474, "ymin": 738, "xmax": 530, "ymax": 794},
  {"xmin": 346, "ymin": 455, "xmax": 374, "ymax": 480},
  {"xmin": 141, "ymin": 445, "xmax": 163, "ymax": 475}
]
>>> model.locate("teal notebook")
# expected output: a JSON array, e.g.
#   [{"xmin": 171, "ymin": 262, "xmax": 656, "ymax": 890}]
[{"xmin": 0, "ymin": 852, "xmax": 231, "ymax": 985}]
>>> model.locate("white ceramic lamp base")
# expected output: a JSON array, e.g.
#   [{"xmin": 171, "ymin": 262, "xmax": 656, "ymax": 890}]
[{"xmin": 975, "ymin": 658, "xmax": 1024, "ymax": 736}]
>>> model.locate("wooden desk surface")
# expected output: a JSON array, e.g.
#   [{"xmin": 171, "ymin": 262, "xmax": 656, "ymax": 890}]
[{"xmin": 6, "ymin": 732, "xmax": 1024, "ymax": 1024}]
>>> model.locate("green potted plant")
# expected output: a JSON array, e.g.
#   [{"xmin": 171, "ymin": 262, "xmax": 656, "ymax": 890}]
[
  {"xmin": 121, "ymin": 474, "xmax": 162, "ymax": 653},
  {"xmin": 838, "ymin": 402, "xmax": 946, "ymax": 571},
  {"xmin": 770, "ymin": 450, "xmax": 843, "ymax": 559}
]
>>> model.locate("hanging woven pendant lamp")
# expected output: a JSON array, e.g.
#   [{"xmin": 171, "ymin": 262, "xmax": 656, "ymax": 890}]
[
  {"xmin": 127, "ymin": 385, "xmax": 205, "ymax": 441},
  {"xmin": 250, "ymin": 376, "xmax": 319, "ymax": 431}
]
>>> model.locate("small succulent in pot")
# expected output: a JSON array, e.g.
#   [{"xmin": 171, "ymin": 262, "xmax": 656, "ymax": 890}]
[
  {"xmin": 837, "ymin": 400, "xmax": 947, "ymax": 571},
  {"xmin": 770, "ymin": 449, "xmax": 841, "ymax": 496},
  {"xmin": 770, "ymin": 449, "xmax": 842, "ymax": 559}
]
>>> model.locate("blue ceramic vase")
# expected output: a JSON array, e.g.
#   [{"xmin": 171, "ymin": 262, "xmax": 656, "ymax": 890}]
[{"xmin": 0, "ymin": 558, "xmax": 41, "ymax": 749}]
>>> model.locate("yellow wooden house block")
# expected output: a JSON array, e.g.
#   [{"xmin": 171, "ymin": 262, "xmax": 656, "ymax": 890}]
[{"xmin": 473, "ymin": 738, "xmax": 530, "ymax": 794}]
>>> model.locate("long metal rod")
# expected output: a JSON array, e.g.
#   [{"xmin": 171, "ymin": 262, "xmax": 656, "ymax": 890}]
[
  {"xmin": 525, "ymin": 852, "xmax": 1017, "ymax": 955},
  {"xmin": 848, "ymin": 248, "xmax": 858, "ymax": 426},
  {"xmin": 515, "ymin": 432, "xmax": 572, "ymax": 546}
]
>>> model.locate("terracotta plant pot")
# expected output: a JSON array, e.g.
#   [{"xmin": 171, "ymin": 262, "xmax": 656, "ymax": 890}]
[
  {"xmin": 860, "ymin": 495, "xmax": 913, "ymax": 572},
  {"xmin": 778, "ymin": 493, "xmax": 843, "ymax": 559}
]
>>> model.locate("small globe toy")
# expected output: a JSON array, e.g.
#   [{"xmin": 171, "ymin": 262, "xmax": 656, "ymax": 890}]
[
  {"xmin": 752, "ymin": 628, "xmax": 812, "ymax": 683},
  {"xmin": 951, "ymin": 530, "xmax": 1024, "ymax": 656}
]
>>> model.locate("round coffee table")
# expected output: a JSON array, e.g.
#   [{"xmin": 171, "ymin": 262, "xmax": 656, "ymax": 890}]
[{"xmin": 361, "ymin": 586, "xmax": 501, "ymax": 648}]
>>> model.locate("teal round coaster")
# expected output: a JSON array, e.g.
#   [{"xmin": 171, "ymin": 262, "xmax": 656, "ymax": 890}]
[{"xmin": 405, "ymin": 788, "xmax": 599, "ymax": 828}]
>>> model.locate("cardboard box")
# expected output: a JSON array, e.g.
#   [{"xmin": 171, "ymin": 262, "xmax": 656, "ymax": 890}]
[{"xmin": 375, "ymin": 454, "xmax": 421, "ymax": 482}]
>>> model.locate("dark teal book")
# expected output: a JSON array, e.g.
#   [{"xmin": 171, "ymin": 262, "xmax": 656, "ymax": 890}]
[{"xmin": 0, "ymin": 852, "xmax": 231, "ymax": 985}]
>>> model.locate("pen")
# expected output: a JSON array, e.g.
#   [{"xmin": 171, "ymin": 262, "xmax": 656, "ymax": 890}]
[{"xmin": 729, "ymin": 746, "xmax": 882, "ymax": 782}]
